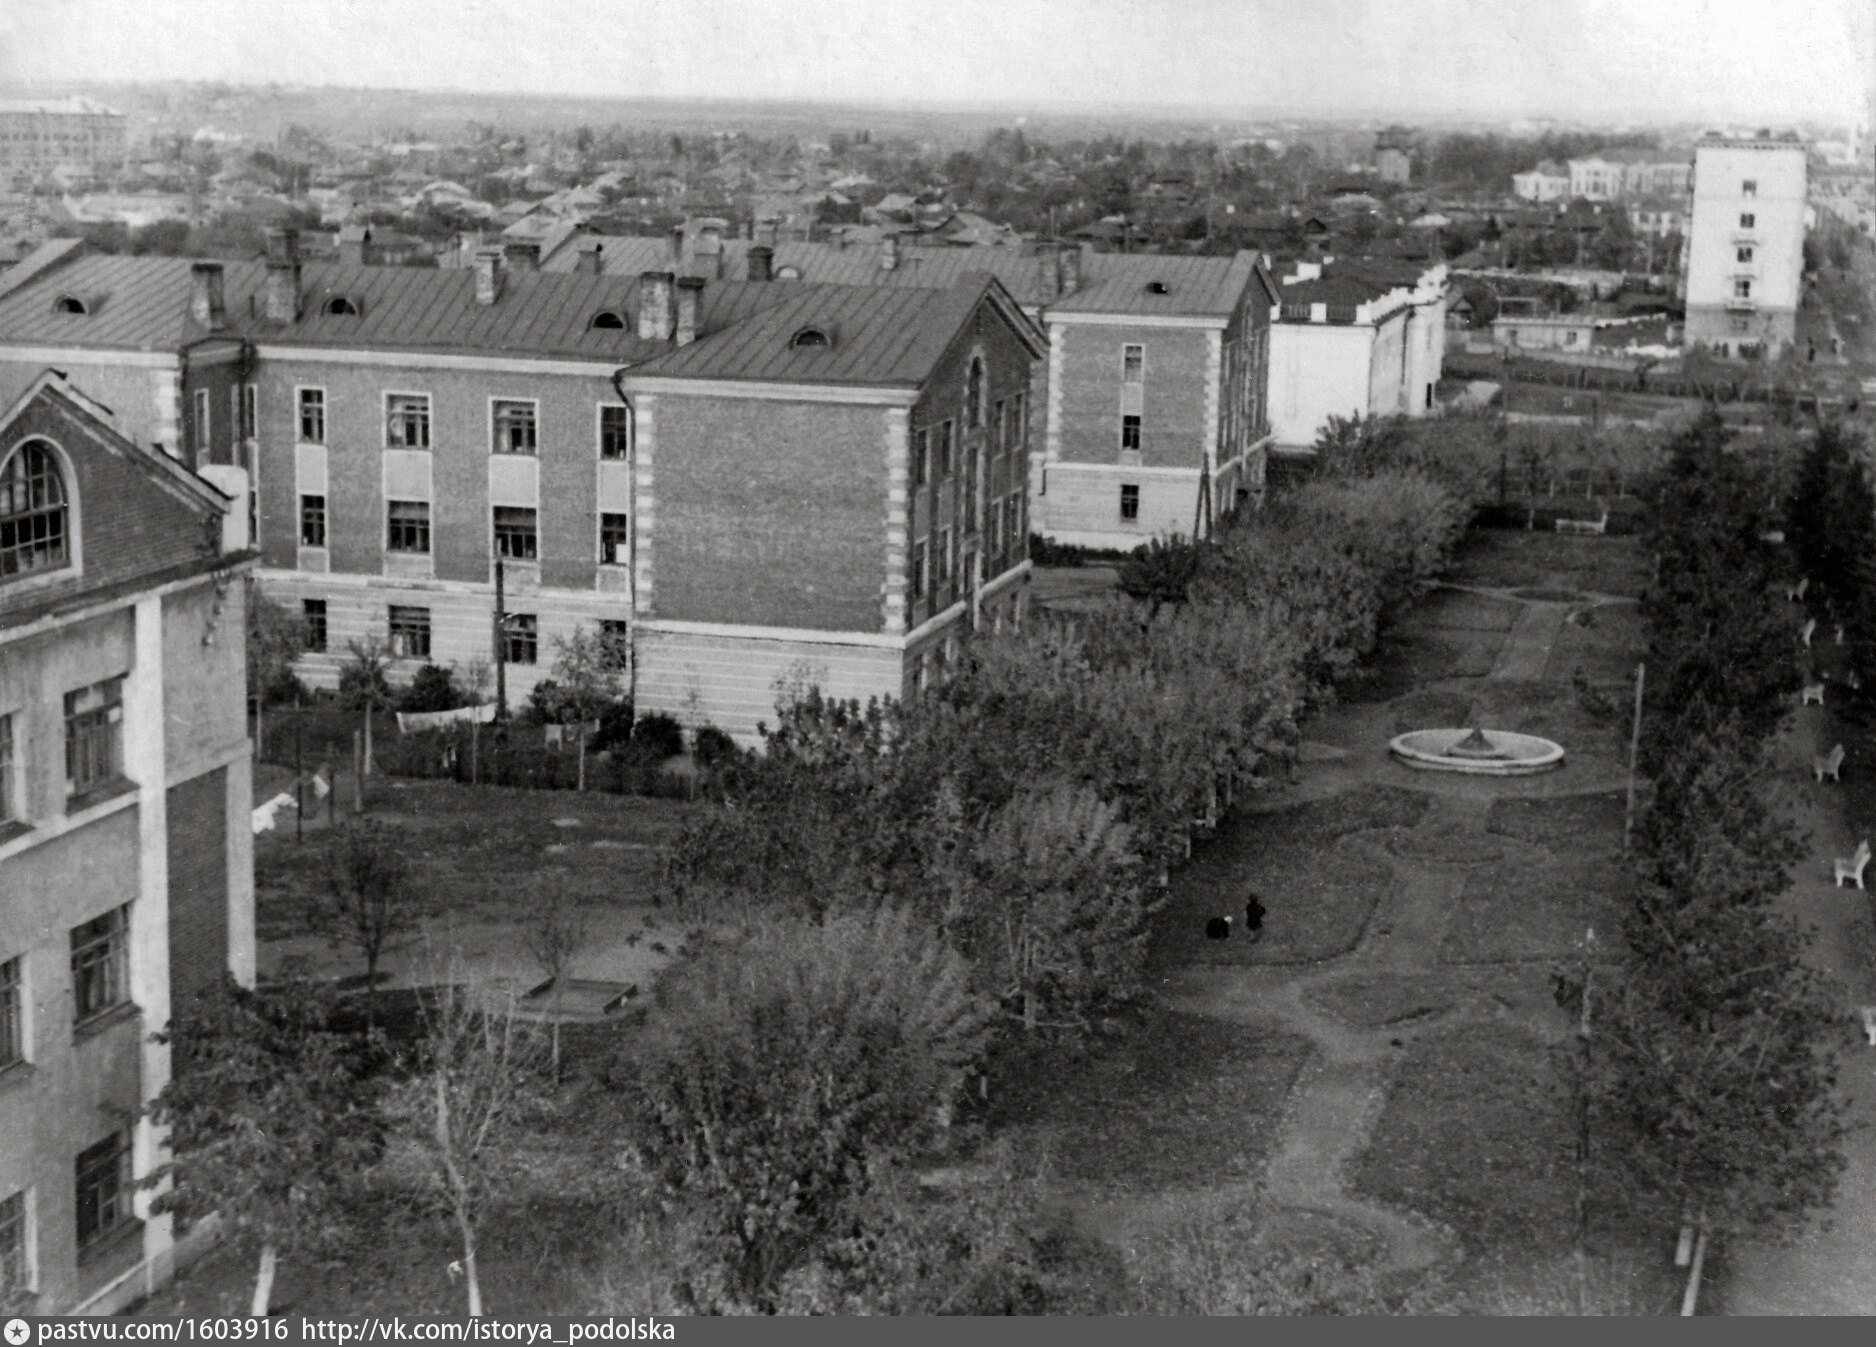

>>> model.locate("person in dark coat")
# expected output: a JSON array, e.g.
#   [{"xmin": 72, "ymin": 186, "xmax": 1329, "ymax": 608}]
[{"xmin": 1244, "ymin": 893, "xmax": 1267, "ymax": 941}]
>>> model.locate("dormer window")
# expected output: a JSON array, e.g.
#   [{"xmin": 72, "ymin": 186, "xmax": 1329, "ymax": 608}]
[
  {"xmin": 0, "ymin": 439, "xmax": 71, "ymax": 579},
  {"xmin": 52, "ymin": 294, "xmax": 88, "ymax": 315},
  {"xmin": 589, "ymin": 310, "xmax": 626, "ymax": 330},
  {"xmin": 322, "ymin": 295, "xmax": 360, "ymax": 316},
  {"xmin": 1145, "ymin": 281, "xmax": 1170, "ymax": 295},
  {"xmin": 966, "ymin": 356, "xmax": 985, "ymax": 426},
  {"xmin": 776, "ymin": 265, "xmax": 802, "ymax": 281},
  {"xmin": 789, "ymin": 326, "xmax": 831, "ymax": 350}
]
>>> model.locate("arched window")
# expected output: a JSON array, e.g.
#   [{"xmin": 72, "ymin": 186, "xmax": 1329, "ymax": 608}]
[
  {"xmin": 1145, "ymin": 280, "xmax": 1170, "ymax": 296},
  {"xmin": 322, "ymin": 295, "xmax": 360, "ymax": 316},
  {"xmin": 589, "ymin": 310, "xmax": 626, "ymax": 330},
  {"xmin": 789, "ymin": 326, "xmax": 830, "ymax": 350},
  {"xmin": 0, "ymin": 440, "xmax": 70, "ymax": 578},
  {"xmin": 52, "ymin": 294, "xmax": 89, "ymax": 315},
  {"xmin": 776, "ymin": 265, "xmax": 802, "ymax": 281},
  {"xmin": 966, "ymin": 356, "xmax": 985, "ymax": 426}
]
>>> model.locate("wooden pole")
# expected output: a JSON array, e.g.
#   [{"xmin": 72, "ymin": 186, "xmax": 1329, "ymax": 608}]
[
  {"xmin": 295, "ymin": 719, "xmax": 304, "ymax": 844},
  {"xmin": 1623, "ymin": 661, "xmax": 1645, "ymax": 854},
  {"xmin": 494, "ymin": 556, "xmax": 509, "ymax": 722},
  {"xmin": 1575, "ymin": 925, "xmax": 1596, "ymax": 1315},
  {"xmin": 352, "ymin": 730, "xmax": 365, "ymax": 815}
]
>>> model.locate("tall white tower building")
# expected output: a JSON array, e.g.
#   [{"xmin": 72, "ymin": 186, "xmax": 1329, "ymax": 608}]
[{"xmin": 1683, "ymin": 131, "xmax": 1807, "ymax": 358}]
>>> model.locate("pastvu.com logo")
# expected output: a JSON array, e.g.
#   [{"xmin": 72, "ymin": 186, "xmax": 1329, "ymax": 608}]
[{"xmin": 5, "ymin": 1316, "xmax": 31, "ymax": 1346}]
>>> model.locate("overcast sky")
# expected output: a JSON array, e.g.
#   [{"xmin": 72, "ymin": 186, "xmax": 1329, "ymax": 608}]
[{"xmin": 2, "ymin": 0, "xmax": 1871, "ymax": 124}]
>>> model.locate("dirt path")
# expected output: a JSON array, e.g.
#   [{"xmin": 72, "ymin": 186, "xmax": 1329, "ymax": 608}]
[{"xmin": 1077, "ymin": 566, "xmax": 1634, "ymax": 1285}]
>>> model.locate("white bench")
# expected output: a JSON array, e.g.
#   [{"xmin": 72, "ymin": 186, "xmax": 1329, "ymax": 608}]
[
  {"xmin": 1802, "ymin": 681, "xmax": 1827, "ymax": 706},
  {"xmin": 1555, "ymin": 508, "xmax": 1610, "ymax": 536},
  {"xmin": 1862, "ymin": 1005, "xmax": 1876, "ymax": 1047},
  {"xmin": 1836, "ymin": 624, "xmax": 1846, "ymax": 646},
  {"xmin": 1788, "ymin": 577, "xmax": 1810, "ymax": 602},
  {"xmin": 1833, "ymin": 838, "xmax": 1870, "ymax": 889},
  {"xmin": 1814, "ymin": 743, "xmax": 1846, "ymax": 783},
  {"xmin": 1801, "ymin": 618, "xmax": 1817, "ymax": 648}
]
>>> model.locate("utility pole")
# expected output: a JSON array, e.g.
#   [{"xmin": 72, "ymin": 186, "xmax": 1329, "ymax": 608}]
[
  {"xmin": 1623, "ymin": 662, "xmax": 1645, "ymax": 853},
  {"xmin": 1575, "ymin": 925, "xmax": 1596, "ymax": 1315},
  {"xmin": 494, "ymin": 556, "xmax": 508, "ymax": 721}
]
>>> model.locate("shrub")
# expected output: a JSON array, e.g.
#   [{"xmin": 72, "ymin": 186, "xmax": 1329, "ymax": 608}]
[
  {"xmin": 690, "ymin": 724, "xmax": 738, "ymax": 768},
  {"xmin": 399, "ymin": 664, "xmax": 465, "ymax": 714},
  {"xmin": 632, "ymin": 712, "xmax": 686, "ymax": 760},
  {"xmin": 590, "ymin": 698, "xmax": 636, "ymax": 754},
  {"xmin": 526, "ymin": 678, "xmax": 565, "ymax": 724},
  {"xmin": 626, "ymin": 908, "xmax": 988, "ymax": 1311}
]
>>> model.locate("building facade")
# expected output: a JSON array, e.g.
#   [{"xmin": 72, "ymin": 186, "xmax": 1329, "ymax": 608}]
[
  {"xmin": 1267, "ymin": 257, "xmax": 1449, "ymax": 451},
  {"xmin": 0, "ymin": 99, "xmax": 128, "ymax": 178},
  {"xmin": 0, "ymin": 373, "xmax": 255, "ymax": 1315},
  {"xmin": 1513, "ymin": 162, "xmax": 1571, "ymax": 202},
  {"xmin": 1683, "ymin": 132, "xmax": 1808, "ymax": 357}
]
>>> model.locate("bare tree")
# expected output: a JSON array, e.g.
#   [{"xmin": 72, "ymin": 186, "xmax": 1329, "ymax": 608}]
[
  {"xmin": 395, "ymin": 982, "xmax": 544, "ymax": 1317},
  {"xmin": 315, "ymin": 821, "xmax": 418, "ymax": 1003},
  {"xmin": 523, "ymin": 885, "xmax": 588, "ymax": 1079},
  {"xmin": 542, "ymin": 625, "xmax": 624, "ymax": 790}
]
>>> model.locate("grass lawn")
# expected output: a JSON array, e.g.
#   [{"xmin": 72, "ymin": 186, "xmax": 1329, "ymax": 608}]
[
  {"xmin": 1449, "ymin": 532, "xmax": 1651, "ymax": 599},
  {"xmin": 982, "ymin": 1012, "xmax": 1314, "ymax": 1196},
  {"xmin": 1464, "ymin": 679, "xmax": 1628, "ymax": 772},
  {"xmin": 1345, "ymin": 630, "xmax": 1500, "ymax": 702},
  {"xmin": 1440, "ymin": 856, "xmax": 1633, "ymax": 964},
  {"xmin": 1544, "ymin": 602, "xmax": 1645, "ymax": 684},
  {"xmin": 1416, "ymin": 590, "xmax": 1524, "ymax": 633},
  {"xmin": 1486, "ymin": 790, "xmax": 1628, "ymax": 854},
  {"xmin": 1304, "ymin": 967, "xmax": 1556, "ymax": 1031}
]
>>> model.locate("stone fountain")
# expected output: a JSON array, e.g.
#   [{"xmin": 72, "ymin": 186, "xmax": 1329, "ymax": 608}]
[{"xmin": 1388, "ymin": 726, "xmax": 1565, "ymax": 776}]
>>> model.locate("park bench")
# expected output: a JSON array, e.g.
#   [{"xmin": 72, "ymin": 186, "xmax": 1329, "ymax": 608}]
[
  {"xmin": 1787, "ymin": 577, "xmax": 1810, "ymax": 602},
  {"xmin": 1802, "ymin": 681, "xmax": 1827, "ymax": 706},
  {"xmin": 1801, "ymin": 618, "xmax": 1817, "ymax": 648},
  {"xmin": 1554, "ymin": 508, "xmax": 1609, "ymax": 536},
  {"xmin": 1814, "ymin": 743, "xmax": 1846, "ymax": 783},
  {"xmin": 1833, "ymin": 838, "xmax": 1870, "ymax": 889},
  {"xmin": 1861, "ymin": 1005, "xmax": 1876, "ymax": 1047}
]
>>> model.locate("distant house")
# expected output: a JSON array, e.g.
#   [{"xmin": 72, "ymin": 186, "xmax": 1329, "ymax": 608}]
[
  {"xmin": 1512, "ymin": 161, "xmax": 1571, "ymax": 202},
  {"xmin": 1491, "ymin": 312, "xmax": 1596, "ymax": 353}
]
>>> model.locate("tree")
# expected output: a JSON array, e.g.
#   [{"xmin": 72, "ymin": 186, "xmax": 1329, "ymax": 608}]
[
  {"xmin": 314, "ymin": 821, "xmax": 418, "ymax": 1001},
  {"xmin": 524, "ymin": 885, "xmax": 588, "ymax": 1079},
  {"xmin": 1115, "ymin": 534, "xmax": 1208, "ymax": 620},
  {"xmin": 246, "ymin": 586, "xmax": 305, "ymax": 707},
  {"xmin": 146, "ymin": 980, "xmax": 384, "ymax": 1315},
  {"xmin": 541, "ymin": 625, "xmax": 626, "ymax": 790},
  {"xmin": 338, "ymin": 636, "xmax": 396, "ymax": 782},
  {"xmin": 627, "ymin": 908, "xmax": 987, "ymax": 1311},
  {"xmin": 390, "ymin": 983, "xmax": 544, "ymax": 1317}
]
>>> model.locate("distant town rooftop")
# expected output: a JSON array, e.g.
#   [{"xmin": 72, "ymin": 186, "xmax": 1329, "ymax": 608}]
[{"xmin": 0, "ymin": 96, "xmax": 123, "ymax": 117}]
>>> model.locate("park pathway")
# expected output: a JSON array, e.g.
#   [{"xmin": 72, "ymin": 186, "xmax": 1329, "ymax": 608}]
[{"xmin": 1722, "ymin": 623, "xmax": 1876, "ymax": 1314}]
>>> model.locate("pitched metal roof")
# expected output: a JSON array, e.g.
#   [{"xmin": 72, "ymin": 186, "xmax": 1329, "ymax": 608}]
[
  {"xmin": 543, "ymin": 234, "xmax": 1265, "ymax": 317},
  {"xmin": 624, "ymin": 275, "xmax": 1020, "ymax": 387}
]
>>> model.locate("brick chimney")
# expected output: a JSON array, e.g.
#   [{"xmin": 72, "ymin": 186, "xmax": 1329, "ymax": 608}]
[
  {"xmin": 473, "ymin": 246, "xmax": 504, "ymax": 305},
  {"xmin": 675, "ymin": 276, "xmax": 703, "ymax": 346},
  {"xmin": 880, "ymin": 234, "xmax": 899, "ymax": 271},
  {"xmin": 668, "ymin": 225, "xmax": 686, "ymax": 269},
  {"xmin": 1058, "ymin": 244, "xmax": 1082, "ymax": 296},
  {"xmin": 747, "ymin": 245, "xmax": 773, "ymax": 282},
  {"xmin": 189, "ymin": 261, "xmax": 226, "ymax": 330},
  {"xmin": 637, "ymin": 270, "xmax": 675, "ymax": 342},
  {"xmin": 574, "ymin": 238, "xmax": 604, "ymax": 276},
  {"xmin": 262, "ymin": 228, "xmax": 301, "ymax": 323},
  {"xmin": 338, "ymin": 227, "xmax": 371, "ymax": 265},
  {"xmin": 755, "ymin": 217, "xmax": 779, "ymax": 249},
  {"xmin": 502, "ymin": 239, "xmax": 540, "ymax": 273}
]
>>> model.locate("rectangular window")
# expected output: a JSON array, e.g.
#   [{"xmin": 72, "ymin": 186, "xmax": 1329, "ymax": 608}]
[
  {"xmin": 385, "ymin": 393, "xmax": 431, "ymax": 449},
  {"xmin": 936, "ymin": 527, "xmax": 952, "ymax": 584},
  {"xmin": 64, "ymin": 679, "xmax": 124, "ymax": 801},
  {"xmin": 1010, "ymin": 490, "xmax": 1025, "ymax": 555},
  {"xmin": 74, "ymin": 1129, "xmax": 133, "ymax": 1251},
  {"xmin": 299, "ymin": 494, "xmax": 326, "ymax": 547},
  {"xmin": 597, "ymin": 620, "xmax": 631, "ymax": 672},
  {"xmin": 599, "ymin": 512, "xmax": 630, "ymax": 565},
  {"xmin": 1012, "ymin": 392, "xmax": 1026, "ymax": 454},
  {"xmin": 240, "ymin": 384, "xmax": 257, "ymax": 441},
  {"xmin": 1120, "ymin": 483, "xmax": 1140, "ymax": 521},
  {"xmin": 192, "ymin": 389, "xmax": 209, "ymax": 453},
  {"xmin": 504, "ymin": 613, "xmax": 538, "ymax": 666},
  {"xmin": 1735, "ymin": 279, "xmax": 1753, "ymax": 298},
  {"xmin": 1122, "ymin": 343, "xmax": 1144, "ymax": 383},
  {"xmin": 914, "ymin": 428, "xmax": 929, "ymax": 487},
  {"xmin": 386, "ymin": 500, "xmax": 431, "ymax": 554},
  {"xmin": 491, "ymin": 399, "xmax": 537, "ymax": 455},
  {"xmin": 493, "ymin": 507, "xmax": 538, "ymax": 561},
  {"xmin": 1741, "ymin": 179, "xmax": 1757, "ymax": 197},
  {"xmin": 70, "ymin": 906, "xmax": 128, "ymax": 1024},
  {"xmin": 1736, "ymin": 246, "xmax": 1754, "ymax": 263},
  {"xmin": 598, "ymin": 404, "xmax": 633, "ymax": 461},
  {"xmin": 937, "ymin": 421, "xmax": 953, "ymax": 478},
  {"xmin": 388, "ymin": 606, "xmax": 431, "ymax": 660},
  {"xmin": 0, "ymin": 1188, "xmax": 27, "ymax": 1300},
  {"xmin": 911, "ymin": 540, "xmax": 927, "ymax": 601},
  {"xmin": 0, "ymin": 713, "xmax": 14, "ymax": 826},
  {"xmin": 0, "ymin": 955, "xmax": 21, "ymax": 1067},
  {"xmin": 1121, "ymin": 415, "xmax": 1142, "ymax": 451},
  {"xmin": 297, "ymin": 388, "xmax": 326, "ymax": 444},
  {"xmin": 302, "ymin": 600, "xmax": 327, "ymax": 653},
  {"xmin": 1739, "ymin": 212, "xmax": 1756, "ymax": 229},
  {"xmin": 990, "ymin": 500, "xmax": 1005, "ymax": 563}
]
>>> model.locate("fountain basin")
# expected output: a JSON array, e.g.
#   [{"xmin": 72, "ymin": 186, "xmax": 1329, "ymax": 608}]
[{"xmin": 1388, "ymin": 727, "xmax": 1564, "ymax": 776}]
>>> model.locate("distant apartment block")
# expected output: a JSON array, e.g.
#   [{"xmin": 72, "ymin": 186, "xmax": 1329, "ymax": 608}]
[
  {"xmin": 0, "ymin": 372, "xmax": 255, "ymax": 1314},
  {"xmin": 0, "ymin": 98, "xmax": 127, "ymax": 175},
  {"xmin": 1683, "ymin": 131, "xmax": 1807, "ymax": 356},
  {"xmin": 1374, "ymin": 127, "xmax": 1414, "ymax": 185}
]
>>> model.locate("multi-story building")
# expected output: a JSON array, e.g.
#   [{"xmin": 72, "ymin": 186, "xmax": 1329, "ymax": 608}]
[
  {"xmin": 1267, "ymin": 257, "xmax": 1450, "ymax": 451},
  {"xmin": 0, "ymin": 98, "xmax": 128, "ymax": 177},
  {"xmin": 539, "ymin": 230, "xmax": 1279, "ymax": 549},
  {"xmin": 1373, "ymin": 127, "xmax": 1414, "ymax": 186},
  {"xmin": 0, "ymin": 232, "xmax": 1044, "ymax": 741},
  {"xmin": 1512, "ymin": 161, "xmax": 1571, "ymax": 203},
  {"xmin": 0, "ymin": 371, "xmax": 255, "ymax": 1315},
  {"xmin": 1566, "ymin": 149, "xmax": 1692, "ymax": 202},
  {"xmin": 1683, "ymin": 131, "xmax": 1808, "ymax": 357}
]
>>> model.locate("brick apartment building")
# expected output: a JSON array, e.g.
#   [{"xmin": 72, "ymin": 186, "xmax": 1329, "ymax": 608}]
[
  {"xmin": 0, "ymin": 372, "xmax": 255, "ymax": 1314},
  {"xmin": 0, "ymin": 232, "xmax": 1043, "ymax": 740},
  {"xmin": 539, "ymin": 229, "xmax": 1279, "ymax": 549},
  {"xmin": 0, "ymin": 98, "xmax": 128, "ymax": 179}
]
